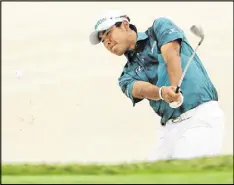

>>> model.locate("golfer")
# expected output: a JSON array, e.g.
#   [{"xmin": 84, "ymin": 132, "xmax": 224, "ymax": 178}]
[{"xmin": 89, "ymin": 11, "xmax": 225, "ymax": 161}]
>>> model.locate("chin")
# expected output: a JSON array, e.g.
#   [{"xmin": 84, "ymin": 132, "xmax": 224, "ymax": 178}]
[
  {"xmin": 115, "ymin": 52, "xmax": 124, "ymax": 56},
  {"xmin": 112, "ymin": 49, "xmax": 126, "ymax": 56}
]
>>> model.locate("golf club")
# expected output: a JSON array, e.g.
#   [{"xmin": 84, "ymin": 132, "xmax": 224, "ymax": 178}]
[
  {"xmin": 169, "ymin": 25, "xmax": 205, "ymax": 108},
  {"xmin": 176, "ymin": 25, "xmax": 204, "ymax": 93}
]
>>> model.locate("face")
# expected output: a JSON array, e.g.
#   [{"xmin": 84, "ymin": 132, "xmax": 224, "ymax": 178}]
[{"xmin": 99, "ymin": 21, "xmax": 131, "ymax": 56}]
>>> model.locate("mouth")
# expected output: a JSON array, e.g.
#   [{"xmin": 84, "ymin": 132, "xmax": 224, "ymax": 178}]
[{"xmin": 110, "ymin": 44, "xmax": 116, "ymax": 51}]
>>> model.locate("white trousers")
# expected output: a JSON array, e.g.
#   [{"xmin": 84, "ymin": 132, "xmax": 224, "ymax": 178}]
[{"xmin": 148, "ymin": 101, "xmax": 225, "ymax": 161}]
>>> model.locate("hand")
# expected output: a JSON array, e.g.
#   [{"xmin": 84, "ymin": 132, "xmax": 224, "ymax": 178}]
[{"xmin": 161, "ymin": 86, "xmax": 182, "ymax": 104}]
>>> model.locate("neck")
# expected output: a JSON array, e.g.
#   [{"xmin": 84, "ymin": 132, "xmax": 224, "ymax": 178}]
[{"xmin": 128, "ymin": 30, "xmax": 137, "ymax": 50}]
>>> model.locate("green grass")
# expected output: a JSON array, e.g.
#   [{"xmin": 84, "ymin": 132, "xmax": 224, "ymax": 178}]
[
  {"xmin": 2, "ymin": 155, "xmax": 233, "ymax": 184},
  {"xmin": 2, "ymin": 155, "xmax": 233, "ymax": 175},
  {"xmin": 2, "ymin": 172, "xmax": 233, "ymax": 184}
]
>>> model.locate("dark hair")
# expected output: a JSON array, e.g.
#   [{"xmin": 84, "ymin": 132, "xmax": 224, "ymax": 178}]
[
  {"xmin": 99, "ymin": 20, "xmax": 137, "ymax": 41},
  {"xmin": 115, "ymin": 22, "xmax": 137, "ymax": 33}
]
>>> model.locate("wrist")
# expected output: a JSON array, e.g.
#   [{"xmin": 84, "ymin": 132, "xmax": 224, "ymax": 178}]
[{"xmin": 159, "ymin": 86, "xmax": 165, "ymax": 100}]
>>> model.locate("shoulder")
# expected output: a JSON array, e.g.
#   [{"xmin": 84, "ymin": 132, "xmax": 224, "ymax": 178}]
[
  {"xmin": 152, "ymin": 17, "xmax": 176, "ymax": 28},
  {"xmin": 146, "ymin": 17, "xmax": 177, "ymax": 38},
  {"xmin": 146, "ymin": 17, "xmax": 176, "ymax": 34}
]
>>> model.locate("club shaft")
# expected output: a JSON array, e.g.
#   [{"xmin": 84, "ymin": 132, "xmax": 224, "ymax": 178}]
[{"xmin": 176, "ymin": 44, "xmax": 200, "ymax": 93}]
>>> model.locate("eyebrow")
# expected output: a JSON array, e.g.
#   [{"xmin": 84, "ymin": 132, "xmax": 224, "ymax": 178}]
[
  {"xmin": 99, "ymin": 29, "xmax": 110, "ymax": 42},
  {"xmin": 98, "ymin": 30, "xmax": 105, "ymax": 41},
  {"xmin": 102, "ymin": 30, "xmax": 107, "ymax": 35}
]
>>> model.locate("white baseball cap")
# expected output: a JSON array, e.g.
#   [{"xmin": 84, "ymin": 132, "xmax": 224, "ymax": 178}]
[{"xmin": 89, "ymin": 10, "xmax": 130, "ymax": 45}]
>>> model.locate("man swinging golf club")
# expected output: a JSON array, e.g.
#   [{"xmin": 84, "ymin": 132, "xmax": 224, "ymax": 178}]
[{"xmin": 89, "ymin": 10, "xmax": 225, "ymax": 160}]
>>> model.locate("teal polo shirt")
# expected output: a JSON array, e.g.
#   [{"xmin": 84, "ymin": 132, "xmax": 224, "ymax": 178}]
[{"xmin": 118, "ymin": 17, "xmax": 218, "ymax": 124}]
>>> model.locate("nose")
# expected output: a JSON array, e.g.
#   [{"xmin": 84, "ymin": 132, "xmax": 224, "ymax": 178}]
[
  {"xmin": 107, "ymin": 40, "xmax": 111, "ymax": 46},
  {"xmin": 105, "ymin": 40, "xmax": 112, "ymax": 50}
]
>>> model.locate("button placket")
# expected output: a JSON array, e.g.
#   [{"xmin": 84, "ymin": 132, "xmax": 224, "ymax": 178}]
[{"xmin": 134, "ymin": 52, "xmax": 152, "ymax": 82}]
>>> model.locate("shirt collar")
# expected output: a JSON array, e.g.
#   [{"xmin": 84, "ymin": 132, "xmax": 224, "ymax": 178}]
[
  {"xmin": 137, "ymin": 32, "xmax": 148, "ymax": 42},
  {"xmin": 124, "ymin": 32, "xmax": 148, "ymax": 57}
]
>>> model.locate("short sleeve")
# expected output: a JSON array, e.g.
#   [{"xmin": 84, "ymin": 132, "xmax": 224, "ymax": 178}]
[
  {"xmin": 118, "ymin": 72, "xmax": 143, "ymax": 106},
  {"xmin": 153, "ymin": 17, "xmax": 184, "ymax": 49}
]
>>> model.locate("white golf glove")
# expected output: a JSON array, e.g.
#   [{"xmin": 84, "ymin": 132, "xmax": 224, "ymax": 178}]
[{"xmin": 169, "ymin": 92, "xmax": 184, "ymax": 108}]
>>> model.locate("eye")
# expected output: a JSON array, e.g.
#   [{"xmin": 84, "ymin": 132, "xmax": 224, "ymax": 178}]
[
  {"xmin": 101, "ymin": 38, "xmax": 107, "ymax": 44},
  {"xmin": 106, "ymin": 30, "xmax": 110, "ymax": 36}
]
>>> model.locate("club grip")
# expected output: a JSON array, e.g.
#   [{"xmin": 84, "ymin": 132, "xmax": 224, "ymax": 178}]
[{"xmin": 175, "ymin": 86, "xmax": 180, "ymax": 93}]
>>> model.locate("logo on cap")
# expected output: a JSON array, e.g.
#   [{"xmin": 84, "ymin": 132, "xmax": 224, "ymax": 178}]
[{"xmin": 95, "ymin": 18, "xmax": 107, "ymax": 30}]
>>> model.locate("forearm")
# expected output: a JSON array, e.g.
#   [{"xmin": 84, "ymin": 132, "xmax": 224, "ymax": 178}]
[
  {"xmin": 166, "ymin": 51, "xmax": 182, "ymax": 86},
  {"xmin": 161, "ymin": 41, "xmax": 183, "ymax": 87},
  {"xmin": 132, "ymin": 81, "xmax": 161, "ymax": 100}
]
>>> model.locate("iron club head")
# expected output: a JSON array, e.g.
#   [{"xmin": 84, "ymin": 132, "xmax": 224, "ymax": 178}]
[{"xmin": 190, "ymin": 25, "xmax": 204, "ymax": 45}]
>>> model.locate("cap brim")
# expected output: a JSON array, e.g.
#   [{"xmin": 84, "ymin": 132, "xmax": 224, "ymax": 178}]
[
  {"xmin": 89, "ymin": 31, "xmax": 101, "ymax": 45},
  {"xmin": 89, "ymin": 21, "xmax": 117, "ymax": 45}
]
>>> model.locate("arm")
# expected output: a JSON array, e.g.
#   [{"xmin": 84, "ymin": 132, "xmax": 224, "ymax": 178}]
[
  {"xmin": 119, "ymin": 66, "xmax": 181, "ymax": 106},
  {"xmin": 152, "ymin": 17, "xmax": 184, "ymax": 88},
  {"xmin": 132, "ymin": 81, "xmax": 181, "ymax": 103},
  {"xmin": 161, "ymin": 40, "xmax": 182, "ymax": 87},
  {"xmin": 132, "ymin": 81, "xmax": 161, "ymax": 100}
]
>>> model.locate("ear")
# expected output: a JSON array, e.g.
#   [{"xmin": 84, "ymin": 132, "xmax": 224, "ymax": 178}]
[{"xmin": 122, "ymin": 20, "xmax": 130, "ymax": 31}]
